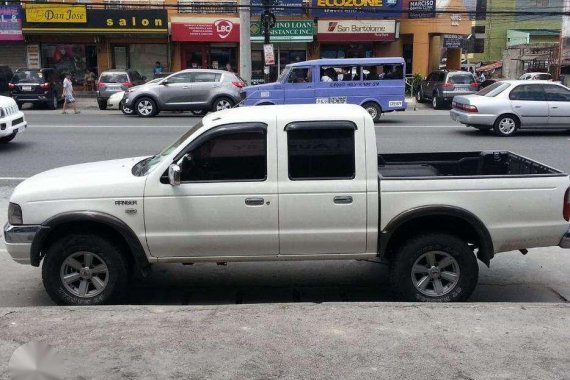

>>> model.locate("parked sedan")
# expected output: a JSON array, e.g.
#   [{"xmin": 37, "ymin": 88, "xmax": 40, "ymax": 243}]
[
  {"xmin": 123, "ymin": 69, "xmax": 245, "ymax": 117},
  {"xmin": 450, "ymin": 80, "xmax": 570, "ymax": 136}
]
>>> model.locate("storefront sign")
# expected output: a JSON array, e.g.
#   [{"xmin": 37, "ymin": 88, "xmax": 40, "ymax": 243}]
[
  {"xmin": 250, "ymin": 20, "xmax": 313, "ymax": 42},
  {"xmin": 178, "ymin": 0, "xmax": 237, "ymax": 14},
  {"xmin": 311, "ymin": 0, "xmax": 401, "ymax": 18},
  {"xmin": 251, "ymin": 0, "xmax": 304, "ymax": 16},
  {"xmin": 26, "ymin": 44, "xmax": 41, "ymax": 69},
  {"xmin": 25, "ymin": 5, "xmax": 87, "ymax": 24},
  {"xmin": 317, "ymin": 20, "xmax": 396, "ymax": 42},
  {"xmin": 443, "ymin": 34, "xmax": 464, "ymax": 49},
  {"xmin": 408, "ymin": 0, "xmax": 435, "ymax": 19},
  {"xmin": 23, "ymin": 9, "xmax": 168, "ymax": 34},
  {"xmin": 0, "ymin": 6, "xmax": 23, "ymax": 41},
  {"xmin": 171, "ymin": 17, "xmax": 240, "ymax": 42},
  {"xmin": 450, "ymin": 14, "xmax": 462, "ymax": 26},
  {"xmin": 264, "ymin": 44, "xmax": 275, "ymax": 65}
]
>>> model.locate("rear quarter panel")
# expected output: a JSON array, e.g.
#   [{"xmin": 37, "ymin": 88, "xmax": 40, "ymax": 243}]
[{"xmin": 380, "ymin": 175, "xmax": 570, "ymax": 253}]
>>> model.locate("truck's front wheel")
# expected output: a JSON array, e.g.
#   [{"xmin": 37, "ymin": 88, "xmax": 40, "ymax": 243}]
[
  {"xmin": 42, "ymin": 234, "xmax": 129, "ymax": 305},
  {"xmin": 389, "ymin": 234, "xmax": 478, "ymax": 302}
]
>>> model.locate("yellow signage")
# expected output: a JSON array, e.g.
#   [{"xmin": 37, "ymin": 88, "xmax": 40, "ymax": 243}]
[
  {"xmin": 316, "ymin": 0, "xmax": 382, "ymax": 6},
  {"xmin": 26, "ymin": 5, "xmax": 87, "ymax": 23}
]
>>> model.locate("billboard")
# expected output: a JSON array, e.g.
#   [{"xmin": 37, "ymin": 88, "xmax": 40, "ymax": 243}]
[{"xmin": 311, "ymin": 0, "xmax": 401, "ymax": 18}]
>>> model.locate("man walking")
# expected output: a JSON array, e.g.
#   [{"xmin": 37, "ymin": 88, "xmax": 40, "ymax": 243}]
[{"xmin": 62, "ymin": 74, "xmax": 79, "ymax": 114}]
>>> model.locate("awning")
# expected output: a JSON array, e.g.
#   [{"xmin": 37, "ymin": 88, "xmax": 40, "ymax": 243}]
[{"xmin": 476, "ymin": 61, "xmax": 503, "ymax": 72}]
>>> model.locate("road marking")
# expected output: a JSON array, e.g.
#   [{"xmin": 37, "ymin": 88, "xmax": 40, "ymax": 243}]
[{"xmin": 0, "ymin": 177, "xmax": 27, "ymax": 181}]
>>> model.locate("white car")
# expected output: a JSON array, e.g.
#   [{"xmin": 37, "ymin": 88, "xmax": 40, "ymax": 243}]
[
  {"xmin": 519, "ymin": 72, "xmax": 552, "ymax": 81},
  {"xmin": 4, "ymin": 104, "xmax": 570, "ymax": 305},
  {"xmin": 107, "ymin": 78, "xmax": 163, "ymax": 115},
  {"xmin": 0, "ymin": 95, "xmax": 27, "ymax": 143}
]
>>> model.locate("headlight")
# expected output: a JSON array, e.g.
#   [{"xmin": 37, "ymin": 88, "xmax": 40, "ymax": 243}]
[{"xmin": 8, "ymin": 203, "xmax": 23, "ymax": 225}]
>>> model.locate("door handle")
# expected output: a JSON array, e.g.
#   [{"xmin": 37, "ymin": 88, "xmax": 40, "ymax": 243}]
[
  {"xmin": 514, "ymin": 106, "xmax": 521, "ymax": 108},
  {"xmin": 551, "ymin": 106, "xmax": 559, "ymax": 109},
  {"xmin": 334, "ymin": 196, "xmax": 353, "ymax": 204},
  {"xmin": 183, "ymin": 86, "xmax": 190, "ymax": 89},
  {"xmin": 245, "ymin": 197, "xmax": 265, "ymax": 206}
]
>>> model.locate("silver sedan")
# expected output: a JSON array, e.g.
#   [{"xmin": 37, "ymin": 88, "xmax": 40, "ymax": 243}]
[{"xmin": 450, "ymin": 80, "xmax": 570, "ymax": 136}]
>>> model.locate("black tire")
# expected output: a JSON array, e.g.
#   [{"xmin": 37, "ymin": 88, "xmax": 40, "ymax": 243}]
[
  {"xmin": 42, "ymin": 234, "xmax": 129, "ymax": 306},
  {"xmin": 493, "ymin": 114, "xmax": 519, "ymax": 137},
  {"xmin": 135, "ymin": 97, "xmax": 158, "ymax": 117},
  {"xmin": 211, "ymin": 97, "xmax": 234, "ymax": 112},
  {"xmin": 48, "ymin": 93, "xmax": 58, "ymax": 110},
  {"xmin": 191, "ymin": 109, "xmax": 208, "ymax": 116},
  {"xmin": 416, "ymin": 89, "xmax": 424, "ymax": 103},
  {"xmin": 97, "ymin": 99, "xmax": 107, "ymax": 110},
  {"xmin": 432, "ymin": 94, "xmax": 443, "ymax": 109},
  {"xmin": 389, "ymin": 233, "xmax": 479, "ymax": 302},
  {"xmin": 120, "ymin": 101, "xmax": 134, "ymax": 116},
  {"xmin": 0, "ymin": 132, "xmax": 16, "ymax": 143},
  {"xmin": 363, "ymin": 102, "xmax": 382, "ymax": 122}
]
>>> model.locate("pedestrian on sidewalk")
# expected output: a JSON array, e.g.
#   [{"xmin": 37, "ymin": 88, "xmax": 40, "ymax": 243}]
[{"xmin": 62, "ymin": 74, "xmax": 79, "ymax": 114}]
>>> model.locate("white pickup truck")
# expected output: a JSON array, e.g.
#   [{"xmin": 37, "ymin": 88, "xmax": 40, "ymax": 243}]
[{"xmin": 4, "ymin": 104, "xmax": 570, "ymax": 305}]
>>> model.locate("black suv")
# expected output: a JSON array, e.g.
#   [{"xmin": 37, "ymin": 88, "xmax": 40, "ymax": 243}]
[{"xmin": 9, "ymin": 68, "xmax": 63, "ymax": 110}]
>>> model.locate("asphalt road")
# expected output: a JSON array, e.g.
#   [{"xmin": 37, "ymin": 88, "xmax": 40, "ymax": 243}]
[{"xmin": 0, "ymin": 107, "xmax": 569, "ymax": 306}]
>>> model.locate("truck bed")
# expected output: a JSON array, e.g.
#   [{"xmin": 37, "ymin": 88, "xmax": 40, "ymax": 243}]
[{"xmin": 378, "ymin": 151, "xmax": 563, "ymax": 178}]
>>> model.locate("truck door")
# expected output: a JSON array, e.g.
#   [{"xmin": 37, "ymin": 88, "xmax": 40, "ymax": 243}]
[
  {"xmin": 144, "ymin": 123, "xmax": 279, "ymax": 258},
  {"xmin": 283, "ymin": 67, "xmax": 315, "ymax": 104},
  {"xmin": 277, "ymin": 120, "xmax": 368, "ymax": 255}
]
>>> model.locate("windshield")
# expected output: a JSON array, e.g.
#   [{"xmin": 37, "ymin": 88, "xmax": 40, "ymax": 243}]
[
  {"xmin": 133, "ymin": 122, "xmax": 204, "ymax": 176},
  {"xmin": 476, "ymin": 82, "xmax": 511, "ymax": 97},
  {"xmin": 12, "ymin": 70, "xmax": 43, "ymax": 84},
  {"xmin": 278, "ymin": 66, "xmax": 291, "ymax": 83}
]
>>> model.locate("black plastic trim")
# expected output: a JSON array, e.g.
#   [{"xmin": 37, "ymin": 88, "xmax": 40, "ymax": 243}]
[
  {"xmin": 284, "ymin": 120, "xmax": 358, "ymax": 131},
  {"xmin": 30, "ymin": 211, "xmax": 150, "ymax": 273},
  {"xmin": 379, "ymin": 205, "xmax": 494, "ymax": 266}
]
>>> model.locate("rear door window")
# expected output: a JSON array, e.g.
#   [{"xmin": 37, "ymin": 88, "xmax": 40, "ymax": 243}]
[
  {"xmin": 544, "ymin": 85, "xmax": 570, "ymax": 101},
  {"xmin": 193, "ymin": 73, "xmax": 220, "ymax": 83},
  {"xmin": 509, "ymin": 84, "xmax": 546, "ymax": 101}
]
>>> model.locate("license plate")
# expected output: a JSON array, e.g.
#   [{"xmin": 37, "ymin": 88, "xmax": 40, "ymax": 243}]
[
  {"xmin": 109, "ymin": 86, "xmax": 120, "ymax": 91},
  {"xmin": 316, "ymin": 96, "xmax": 347, "ymax": 104},
  {"xmin": 22, "ymin": 86, "xmax": 32, "ymax": 91}
]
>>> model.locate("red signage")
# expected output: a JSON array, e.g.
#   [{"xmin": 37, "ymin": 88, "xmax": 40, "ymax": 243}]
[{"xmin": 171, "ymin": 17, "xmax": 240, "ymax": 42}]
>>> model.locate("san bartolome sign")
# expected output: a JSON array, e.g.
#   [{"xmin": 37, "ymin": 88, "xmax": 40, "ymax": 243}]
[{"xmin": 23, "ymin": 9, "xmax": 168, "ymax": 34}]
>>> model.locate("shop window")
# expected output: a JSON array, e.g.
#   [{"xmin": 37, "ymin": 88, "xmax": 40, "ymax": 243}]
[
  {"xmin": 177, "ymin": 0, "xmax": 237, "ymax": 13},
  {"xmin": 105, "ymin": 0, "xmax": 164, "ymax": 9}
]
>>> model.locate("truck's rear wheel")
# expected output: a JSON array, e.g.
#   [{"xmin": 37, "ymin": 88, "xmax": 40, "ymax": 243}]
[
  {"xmin": 389, "ymin": 233, "xmax": 478, "ymax": 302},
  {"xmin": 42, "ymin": 234, "xmax": 129, "ymax": 305}
]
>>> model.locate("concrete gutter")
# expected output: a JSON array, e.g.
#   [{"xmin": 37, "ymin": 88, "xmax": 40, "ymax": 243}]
[{"xmin": 1, "ymin": 303, "xmax": 568, "ymax": 379}]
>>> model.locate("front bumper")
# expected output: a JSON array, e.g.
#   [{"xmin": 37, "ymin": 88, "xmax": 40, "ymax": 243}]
[
  {"xmin": 450, "ymin": 109, "xmax": 496, "ymax": 127},
  {"xmin": 560, "ymin": 227, "xmax": 570, "ymax": 248},
  {"xmin": 3, "ymin": 223, "xmax": 41, "ymax": 264},
  {"xmin": 0, "ymin": 111, "xmax": 27, "ymax": 138}
]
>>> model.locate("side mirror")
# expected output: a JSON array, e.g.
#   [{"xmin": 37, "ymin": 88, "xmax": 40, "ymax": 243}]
[
  {"xmin": 168, "ymin": 164, "xmax": 181, "ymax": 186},
  {"xmin": 161, "ymin": 79, "xmax": 169, "ymax": 85}
]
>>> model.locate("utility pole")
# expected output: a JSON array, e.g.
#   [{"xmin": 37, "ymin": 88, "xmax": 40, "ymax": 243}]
[
  {"xmin": 260, "ymin": 0, "xmax": 276, "ymax": 82},
  {"xmin": 239, "ymin": 0, "xmax": 252, "ymax": 84}
]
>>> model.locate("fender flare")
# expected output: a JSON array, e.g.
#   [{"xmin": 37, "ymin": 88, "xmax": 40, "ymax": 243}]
[
  {"xmin": 30, "ymin": 211, "xmax": 150, "ymax": 273},
  {"xmin": 379, "ymin": 205, "xmax": 494, "ymax": 266}
]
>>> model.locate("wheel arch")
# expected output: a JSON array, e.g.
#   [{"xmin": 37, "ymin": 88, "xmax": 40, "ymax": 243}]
[
  {"xmin": 132, "ymin": 93, "xmax": 160, "ymax": 108},
  {"xmin": 379, "ymin": 205, "xmax": 494, "ymax": 267},
  {"xmin": 210, "ymin": 95, "xmax": 236, "ymax": 109},
  {"xmin": 495, "ymin": 113, "xmax": 521, "ymax": 127},
  {"xmin": 30, "ymin": 211, "xmax": 150, "ymax": 276}
]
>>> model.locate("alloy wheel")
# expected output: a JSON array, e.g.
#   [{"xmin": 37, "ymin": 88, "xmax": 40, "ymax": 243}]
[
  {"xmin": 366, "ymin": 106, "xmax": 378, "ymax": 120},
  {"xmin": 60, "ymin": 251, "xmax": 109, "ymax": 298},
  {"xmin": 411, "ymin": 250, "xmax": 460, "ymax": 297},
  {"xmin": 137, "ymin": 100, "xmax": 153, "ymax": 116},
  {"xmin": 498, "ymin": 117, "xmax": 516, "ymax": 135},
  {"xmin": 215, "ymin": 99, "xmax": 232, "ymax": 111}
]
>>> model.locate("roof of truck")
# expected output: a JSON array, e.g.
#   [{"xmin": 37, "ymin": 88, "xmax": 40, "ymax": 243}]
[
  {"xmin": 289, "ymin": 58, "xmax": 405, "ymax": 67},
  {"xmin": 203, "ymin": 104, "xmax": 370, "ymax": 126}
]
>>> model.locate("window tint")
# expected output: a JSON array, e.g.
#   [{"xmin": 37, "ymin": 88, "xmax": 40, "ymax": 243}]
[
  {"xmin": 287, "ymin": 68, "xmax": 311, "ymax": 84},
  {"xmin": 12, "ymin": 70, "xmax": 43, "ymax": 84},
  {"xmin": 447, "ymin": 73, "xmax": 475, "ymax": 84},
  {"xmin": 194, "ymin": 73, "xmax": 220, "ymax": 83},
  {"xmin": 287, "ymin": 128, "xmax": 355, "ymax": 180},
  {"xmin": 509, "ymin": 85, "xmax": 545, "ymax": 101},
  {"xmin": 437, "ymin": 72, "xmax": 446, "ymax": 81},
  {"xmin": 181, "ymin": 130, "xmax": 266, "ymax": 182},
  {"xmin": 167, "ymin": 72, "xmax": 194, "ymax": 84},
  {"xmin": 477, "ymin": 82, "xmax": 510, "ymax": 97},
  {"xmin": 100, "ymin": 73, "xmax": 128, "ymax": 83},
  {"xmin": 544, "ymin": 85, "xmax": 570, "ymax": 101},
  {"xmin": 535, "ymin": 73, "xmax": 552, "ymax": 80}
]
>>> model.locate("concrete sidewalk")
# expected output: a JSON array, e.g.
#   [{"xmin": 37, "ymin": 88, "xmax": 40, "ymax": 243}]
[{"xmin": 1, "ymin": 303, "xmax": 568, "ymax": 379}]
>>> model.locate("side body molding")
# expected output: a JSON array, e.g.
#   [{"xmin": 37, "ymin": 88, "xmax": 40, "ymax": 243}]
[
  {"xmin": 379, "ymin": 205, "xmax": 495, "ymax": 266},
  {"xmin": 30, "ymin": 211, "xmax": 150, "ymax": 273}
]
